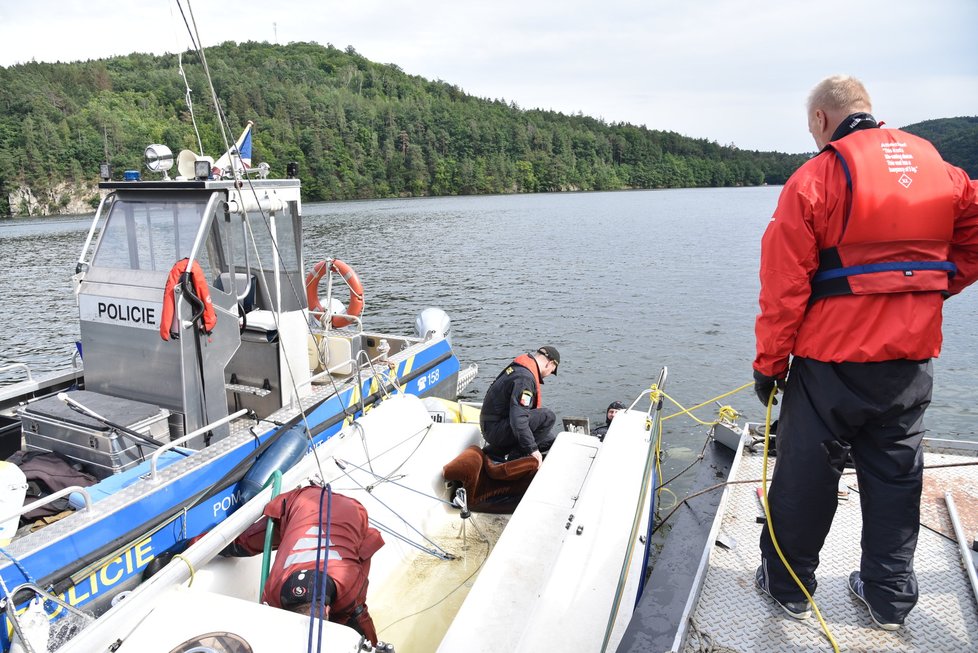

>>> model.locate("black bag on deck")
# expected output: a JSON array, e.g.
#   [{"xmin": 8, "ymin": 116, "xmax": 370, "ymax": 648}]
[{"xmin": 6, "ymin": 450, "xmax": 97, "ymax": 522}]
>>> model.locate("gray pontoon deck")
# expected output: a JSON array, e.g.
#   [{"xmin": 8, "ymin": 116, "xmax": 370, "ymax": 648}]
[{"xmin": 664, "ymin": 438, "xmax": 978, "ymax": 652}]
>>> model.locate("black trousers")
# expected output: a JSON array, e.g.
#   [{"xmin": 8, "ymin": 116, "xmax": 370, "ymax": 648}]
[
  {"xmin": 759, "ymin": 356, "xmax": 930, "ymax": 624},
  {"xmin": 481, "ymin": 407, "xmax": 556, "ymax": 459}
]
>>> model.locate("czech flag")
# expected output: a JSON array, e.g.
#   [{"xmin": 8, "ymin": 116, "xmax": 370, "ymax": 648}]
[{"xmin": 213, "ymin": 121, "xmax": 253, "ymax": 176}]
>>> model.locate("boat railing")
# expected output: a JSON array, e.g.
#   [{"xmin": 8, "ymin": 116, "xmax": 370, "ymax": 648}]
[
  {"xmin": 601, "ymin": 365, "xmax": 669, "ymax": 652},
  {"xmin": 184, "ymin": 192, "xmax": 223, "ymax": 274},
  {"xmin": 5, "ymin": 581, "xmax": 94, "ymax": 647},
  {"xmin": 457, "ymin": 363, "xmax": 480, "ymax": 395},
  {"xmin": 74, "ymin": 193, "xmax": 114, "ymax": 273},
  {"xmin": 626, "ymin": 366, "xmax": 669, "ymax": 421},
  {"xmin": 0, "ymin": 485, "xmax": 93, "ymax": 527},
  {"xmin": 300, "ymin": 357, "xmax": 358, "ymax": 389},
  {"xmin": 0, "ymin": 363, "xmax": 33, "ymax": 386},
  {"xmin": 299, "ymin": 342, "xmax": 396, "ymax": 391},
  {"xmin": 149, "ymin": 409, "xmax": 249, "ymax": 481},
  {"xmin": 309, "ymin": 311, "xmax": 364, "ymax": 333}
]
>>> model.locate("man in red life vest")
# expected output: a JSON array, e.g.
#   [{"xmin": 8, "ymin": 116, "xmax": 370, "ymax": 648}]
[
  {"xmin": 480, "ymin": 346, "xmax": 560, "ymax": 464},
  {"xmin": 223, "ymin": 485, "xmax": 384, "ymax": 644},
  {"xmin": 752, "ymin": 75, "xmax": 978, "ymax": 629}
]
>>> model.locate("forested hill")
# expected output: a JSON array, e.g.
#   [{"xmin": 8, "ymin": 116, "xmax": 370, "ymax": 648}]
[
  {"xmin": 3, "ymin": 40, "xmax": 809, "ymax": 216},
  {"xmin": 901, "ymin": 117, "xmax": 978, "ymax": 178}
]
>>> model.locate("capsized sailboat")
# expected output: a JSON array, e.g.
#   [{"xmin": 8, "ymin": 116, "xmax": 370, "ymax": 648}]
[{"xmin": 38, "ymin": 370, "xmax": 671, "ymax": 653}]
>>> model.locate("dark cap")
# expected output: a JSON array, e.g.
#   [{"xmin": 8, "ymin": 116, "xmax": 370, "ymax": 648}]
[
  {"xmin": 537, "ymin": 346, "xmax": 560, "ymax": 373},
  {"xmin": 608, "ymin": 401, "xmax": 626, "ymax": 412}
]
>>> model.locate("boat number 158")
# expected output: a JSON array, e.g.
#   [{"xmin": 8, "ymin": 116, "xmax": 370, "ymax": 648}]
[{"xmin": 416, "ymin": 368, "xmax": 439, "ymax": 392}]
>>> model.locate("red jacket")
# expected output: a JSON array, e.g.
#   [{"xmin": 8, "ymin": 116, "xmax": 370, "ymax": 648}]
[
  {"xmin": 233, "ymin": 487, "xmax": 384, "ymax": 619},
  {"xmin": 754, "ymin": 128, "xmax": 978, "ymax": 377}
]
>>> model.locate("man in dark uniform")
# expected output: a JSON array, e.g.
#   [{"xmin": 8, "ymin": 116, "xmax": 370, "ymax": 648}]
[
  {"xmin": 222, "ymin": 485, "xmax": 384, "ymax": 644},
  {"xmin": 591, "ymin": 401, "xmax": 625, "ymax": 441},
  {"xmin": 480, "ymin": 346, "xmax": 560, "ymax": 464}
]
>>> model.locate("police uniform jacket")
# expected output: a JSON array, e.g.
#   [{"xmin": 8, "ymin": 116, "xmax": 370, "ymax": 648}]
[{"xmin": 481, "ymin": 354, "xmax": 544, "ymax": 455}]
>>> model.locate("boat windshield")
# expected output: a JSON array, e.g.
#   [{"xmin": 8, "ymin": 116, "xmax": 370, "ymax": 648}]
[
  {"xmin": 244, "ymin": 209, "xmax": 301, "ymax": 274},
  {"xmin": 92, "ymin": 197, "xmax": 221, "ymax": 279}
]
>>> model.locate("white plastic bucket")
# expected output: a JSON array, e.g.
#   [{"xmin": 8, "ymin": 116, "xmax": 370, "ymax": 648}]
[{"xmin": 0, "ymin": 460, "xmax": 28, "ymax": 545}]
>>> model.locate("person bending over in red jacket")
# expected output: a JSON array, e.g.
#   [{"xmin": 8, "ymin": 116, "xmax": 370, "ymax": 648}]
[{"xmin": 224, "ymin": 485, "xmax": 384, "ymax": 644}]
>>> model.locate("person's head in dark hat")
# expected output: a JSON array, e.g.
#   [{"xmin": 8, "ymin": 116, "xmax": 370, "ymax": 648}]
[
  {"xmin": 535, "ymin": 346, "xmax": 560, "ymax": 377},
  {"xmin": 606, "ymin": 400, "xmax": 625, "ymax": 424}
]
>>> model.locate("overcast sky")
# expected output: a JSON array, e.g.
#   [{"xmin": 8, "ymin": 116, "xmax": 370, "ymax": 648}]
[{"xmin": 1, "ymin": 0, "xmax": 975, "ymax": 154}]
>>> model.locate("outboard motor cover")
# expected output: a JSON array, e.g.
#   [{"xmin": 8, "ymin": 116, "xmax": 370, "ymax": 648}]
[{"xmin": 415, "ymin": 307, "xmax": 451, "ymax": 344}]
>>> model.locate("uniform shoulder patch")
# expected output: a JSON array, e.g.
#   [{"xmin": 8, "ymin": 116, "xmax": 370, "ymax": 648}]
[
  {"xmin": 519, "ymin": 389, "xmax": 534, "ymax": 407},
  {"xmin": 505, "ymin": 366, "xmax": 514, "ymax": 375}
]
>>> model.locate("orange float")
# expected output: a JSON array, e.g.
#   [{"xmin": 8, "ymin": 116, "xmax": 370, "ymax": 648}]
[{"xmin": 305, "ymin": 259, "xmax": 364, "ymax": 328}]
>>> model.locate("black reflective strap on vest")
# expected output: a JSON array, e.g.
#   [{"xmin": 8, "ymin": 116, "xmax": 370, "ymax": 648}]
[{"xmin": 811, "ymin": 246, "xmax": 958, "ymax": 303}]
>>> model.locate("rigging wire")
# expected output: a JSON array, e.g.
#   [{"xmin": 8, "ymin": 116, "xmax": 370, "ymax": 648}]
[{"xmin": 172, "ymin": 0, "xmax": 398, "ymax": 488}]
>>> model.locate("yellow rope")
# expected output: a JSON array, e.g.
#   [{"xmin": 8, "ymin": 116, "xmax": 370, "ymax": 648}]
[
  {"xmin": 651, "ymin": 381, "xmax": 750, "ymax": 514},
  {"xmin": 656, "ymin": 486, "xmax": 679, "ymax": 511},
  {"xmin": 761, "ymin": 387, "xmax": 839, "ymax": 652},
  {"xmin": 171, "ymin": 553, "xmax": 196, "ymax": 588},
  {"xmin": 661, "ymin": 382, "xmax": 753, "ymax": 424}
]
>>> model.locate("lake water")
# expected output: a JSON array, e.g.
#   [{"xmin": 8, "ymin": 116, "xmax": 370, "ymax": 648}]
[{"xmin": 2, "ymin": 188, "xmax": 977, "ymax": 477}]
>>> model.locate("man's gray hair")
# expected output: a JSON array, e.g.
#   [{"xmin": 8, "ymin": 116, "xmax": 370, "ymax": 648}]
[{"xmin": 807, "ymin": 75, "xmax": 872, "ymax": 115}]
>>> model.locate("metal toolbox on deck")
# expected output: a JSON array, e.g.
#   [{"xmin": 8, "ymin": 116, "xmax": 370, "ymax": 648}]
[{"xmin": 19, "ymin": 390, "xmax": 171, "ymax": 479}]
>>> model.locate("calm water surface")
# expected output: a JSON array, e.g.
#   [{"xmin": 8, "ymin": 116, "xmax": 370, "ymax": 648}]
[{"xmin": 2, "ymin": 188, "xmax": 977, "ymax": 479}]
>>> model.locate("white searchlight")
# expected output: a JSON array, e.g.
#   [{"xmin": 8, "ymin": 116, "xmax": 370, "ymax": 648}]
[{"xmin": 144, "ymin": 144, "xmax": 174, "ymax": 179}]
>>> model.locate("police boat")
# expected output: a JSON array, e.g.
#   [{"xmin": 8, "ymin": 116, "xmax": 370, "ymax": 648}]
[
  {"xmin": 31, "ymin": 369, "xmax": 674, "ymax": 653},
  {"xmin": 0, "ymin": 139, "xmax": 475, "ymax": 652}
]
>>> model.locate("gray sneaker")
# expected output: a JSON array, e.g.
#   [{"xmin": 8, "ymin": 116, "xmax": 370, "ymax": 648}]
[
  {"xmin": 848, "ymin": 571, "xmax": 902, "ymax": 631},
  {"xmin": 755, "ymin": 565, "xmax": 812, "ymax": 620}
]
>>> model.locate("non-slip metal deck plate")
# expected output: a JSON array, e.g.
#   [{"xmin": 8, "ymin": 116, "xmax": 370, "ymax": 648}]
[{"xmin": 686, "ymin": 448, "xmax": 978, "ymax": 652}]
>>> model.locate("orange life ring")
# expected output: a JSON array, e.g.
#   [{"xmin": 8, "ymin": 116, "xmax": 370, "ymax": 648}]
[{"xmin": 305, "ymin": 259, "xmax": 364, "ymax": 328}]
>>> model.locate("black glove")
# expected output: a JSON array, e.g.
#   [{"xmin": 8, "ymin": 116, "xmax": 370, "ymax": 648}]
[{"xmin": 753, "ymin": 369, "xmax": 785, "ymax": 406}]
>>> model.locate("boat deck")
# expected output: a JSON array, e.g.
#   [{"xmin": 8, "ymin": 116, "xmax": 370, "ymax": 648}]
[{"xmin": 684, "ymin": 440, "xmax": 978, "ymax": 653}]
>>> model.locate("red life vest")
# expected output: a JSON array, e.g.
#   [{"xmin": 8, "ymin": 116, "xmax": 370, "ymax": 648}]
[
  {"xmin": 160, "ymin": 258, "xmax": 217, "ymax": 340},
  {"xmin": 511, "ymin": 354, "xmax": 542, "ymax": 408},
  {"xmin": 810, "ymin": 129, "xmax": 957, "ymax": 301}
]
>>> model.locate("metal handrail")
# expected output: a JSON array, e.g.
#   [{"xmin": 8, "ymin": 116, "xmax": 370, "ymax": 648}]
[
  {"xmin": 0, "ymin": 485, "xmax": 93, "ymax": 527},
  {"xmin": 309, "ymin": 310, "xmax": 364, "ymax": 332},
  {"xmin": 300, "ymin": 357, "xmax": 359, "ymax": 388},
  {"xmin": 601, "ymin": 365, "xmax": 668, "ymax": 653},
  {"xmin": 946, "ymin": 491, "xmax": 978, "ymax": 606},
  {"xmin": 75, "ymin": 193, "xmax": 114, "ymax": 271},
  {"xmin": 627, "ymin": 366, "xmax": 669, "ymax": 419},
  {"xmin": 184, "ymin": 192, "xmax": 223, "ymax": 271},
  {"xmin": 149, "ymin": 409, "xmax": 248, "ymax": 480},
  {"xmin": 5, "ymin": 582, "xmax": 94, "ymax": 653},
  {"xmin": 0, "ymin": 363, "xmax": 33, "ymax": 385}
]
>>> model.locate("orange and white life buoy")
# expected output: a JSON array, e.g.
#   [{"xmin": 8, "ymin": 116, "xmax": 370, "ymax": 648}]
[{"xmin": 305, "ymin": 259, "xmax": 364, "ymax": 328}]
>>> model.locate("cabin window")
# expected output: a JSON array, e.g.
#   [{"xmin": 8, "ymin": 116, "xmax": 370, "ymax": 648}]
[{"xmin": 92, "ymin": 198, "xmax": 221, "ymax": 279}]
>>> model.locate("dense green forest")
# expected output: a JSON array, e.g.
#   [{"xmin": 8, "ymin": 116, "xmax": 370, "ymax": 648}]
[
  {"xmin": 0, "ymin": 41, "xmax": 810, "ymax": 217},
  {"xmin": 0, "ymin": 41, "xmax": 971, "ymax": 217},
  {"xmin": 902, "ymin": 116, "xmax": 978, "ymax": 178}
]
